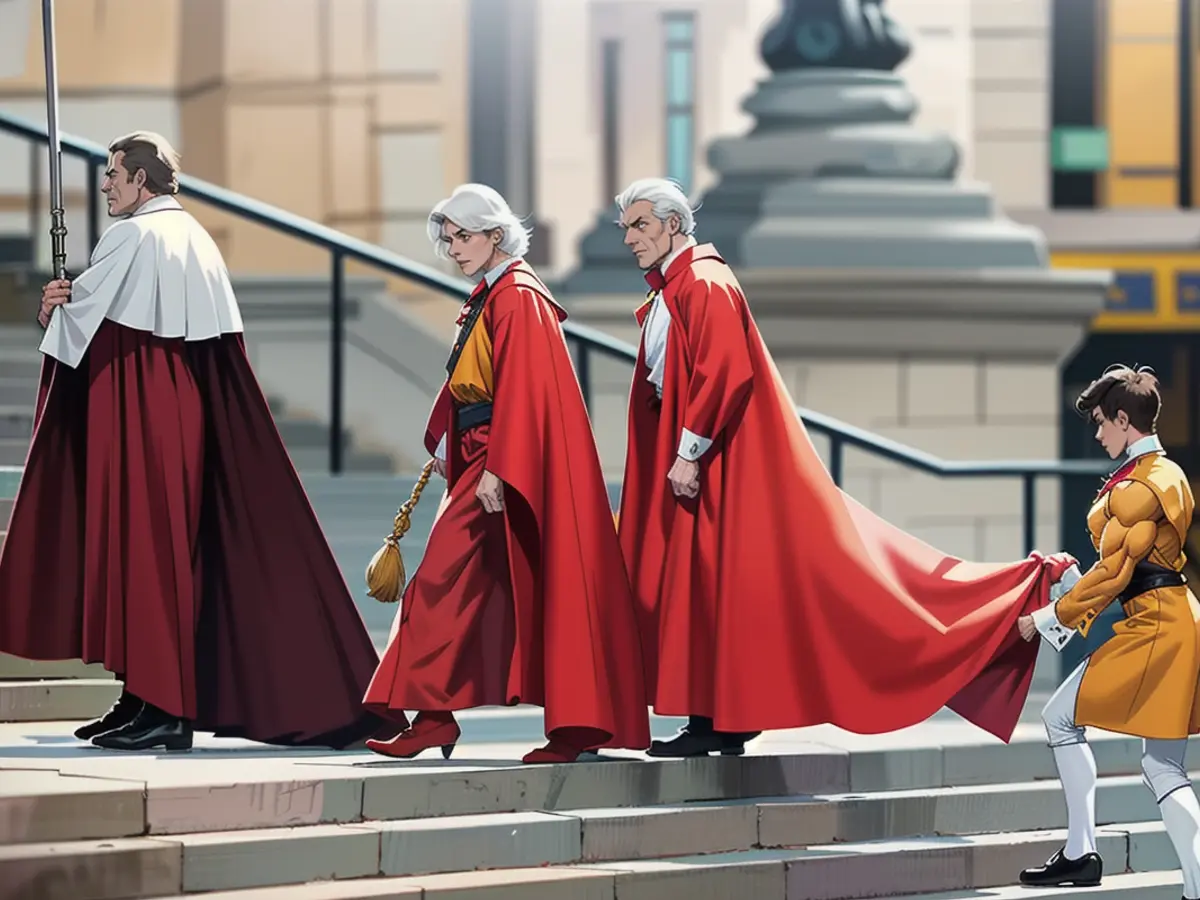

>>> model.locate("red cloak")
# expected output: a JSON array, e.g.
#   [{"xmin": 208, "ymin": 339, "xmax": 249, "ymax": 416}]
[
  {"xmin": 617, "ymin": 244, "xmax": 1072, "ymax": 741},
  {"xmin": 0, "ymin": 320, "xmax": 381, "ymax": 747},
  {"xmin": 363, "ymin": 263, "xmax": 651, "ymax": 750}
]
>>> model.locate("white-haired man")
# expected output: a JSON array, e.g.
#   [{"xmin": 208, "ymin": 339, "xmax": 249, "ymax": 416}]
[
  {"xmin": 614, "ymin": 177, "xmax": 1077, "ymax": 758},
  {"xmin": 0, "ymin": 131, "xmax": 381, "ymax": 752},
  {"xmin": 363, "ymin": 183, "xmax": 650, "ymax": 764}
]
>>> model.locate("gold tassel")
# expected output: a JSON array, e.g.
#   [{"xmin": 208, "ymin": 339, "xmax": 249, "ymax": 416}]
[{"xmin": 365, "ymin": 459, "xmax": 436, "ymax": 603}]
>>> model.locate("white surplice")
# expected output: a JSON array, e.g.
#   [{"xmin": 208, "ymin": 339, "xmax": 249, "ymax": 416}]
[{"xmin": 40, "ymin": 195, "xmax": 244, "ymax": 369}]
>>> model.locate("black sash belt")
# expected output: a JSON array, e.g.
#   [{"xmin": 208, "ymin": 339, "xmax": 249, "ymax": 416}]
[
  {"xmin": 456, "ymin": 401, "xmax": 493, "ymax": 431},
  {"xmin": 446, "ymin": 288, "xmax": 490, "ymax": 378},
  {"xmin": 1117, "ymin": 561, "xmax": 1186, "ymax": 605}
]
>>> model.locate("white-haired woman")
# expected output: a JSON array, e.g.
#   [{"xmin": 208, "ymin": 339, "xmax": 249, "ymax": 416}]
[{"xmin": 363, "ymin": 183, "xmax": 651, "ymax": 765}]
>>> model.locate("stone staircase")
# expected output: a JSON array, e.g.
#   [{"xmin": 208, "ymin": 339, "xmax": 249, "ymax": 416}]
[
  {"xmin": 0, "ymin": 325, "xmax": 394, "ymax": 482},
  {"xmin": 0, "ymin": 662, "xmax": 1192, "ymax": 899}
]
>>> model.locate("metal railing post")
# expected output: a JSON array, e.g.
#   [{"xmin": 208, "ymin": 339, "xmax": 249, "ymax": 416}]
[
  {"xmin": 576, "ymin": 343, "xmax": 592, "ymax": 413},
  {"xmin": 828, "ymin": 435, "xmax": 845, "ymax": 488},
  {"xmin": 1022, "ymin": 473, "xmax": 1037, "ymax": 556},
  {"xmin": 86, "ymin": 162, "xmax": 100, "ymax": 254},
  {"xmin": 329, "ymin": 251, "xmax": 346, "ymax": 475}
]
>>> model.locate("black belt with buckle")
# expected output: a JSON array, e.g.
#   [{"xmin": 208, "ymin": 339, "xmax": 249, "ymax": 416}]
[
  {"xmin": 456, "ymin": 401, "xmax": 493, "ymax": 431},
  {"xmin": 1117, "ymin": 561, "xmax": 1186, "ymax": 605}
]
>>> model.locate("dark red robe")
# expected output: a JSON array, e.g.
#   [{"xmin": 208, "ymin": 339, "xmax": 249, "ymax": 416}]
[
  {"xmin": 0, "ymin": 320, "xmax": 381, "ymax": 747},
  {"xmin": 363, "ymin": 263, "xmax": 651, "ymax": 751},
  {"xmin": 617, "ymin": 243, "xmax": 1073, "ymax": 741}
]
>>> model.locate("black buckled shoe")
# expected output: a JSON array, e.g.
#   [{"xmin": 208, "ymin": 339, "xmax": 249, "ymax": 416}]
[
  {"xmin": 646, "ymin": 716, "xmax": 757, "ymax": 758},
  {"xmin": 1019, "ymin": 847, "xmax": 1103, "ymax": 887},
  {"xmin": 74, "ymin": 690, "xmax": 141, "ymax": 740},
  {"xmin": 91, "ymin": 702, "xmax": 193, "ymax": 751}
]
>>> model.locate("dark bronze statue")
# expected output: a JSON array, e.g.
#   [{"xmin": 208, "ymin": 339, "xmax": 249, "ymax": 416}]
[{"xmin": 760, "ymin": 0, "xmax": 911, "ymax": 72}]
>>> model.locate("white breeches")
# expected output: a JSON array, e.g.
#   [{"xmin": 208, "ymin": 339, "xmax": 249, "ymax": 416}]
[{"xmin": 1042, "ymin": 660, "xmax": 1192, "ymax": 801}]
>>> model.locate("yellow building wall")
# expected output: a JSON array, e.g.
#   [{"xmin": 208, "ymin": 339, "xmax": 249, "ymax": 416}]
[
  {"xmin": 1053, "ymin": 250, "xmax": 1200, "ymax": 331},
  {"xmin": 1101, "ymin": 0, "xmax": 1180, "ymax": 208}
]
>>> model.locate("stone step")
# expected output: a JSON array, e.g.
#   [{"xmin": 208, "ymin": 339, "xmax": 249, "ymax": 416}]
[
  {"xmin": 0, "ymin": 404, "xmax": 32, "ymax": 439},
  {"xmin": 0, "ymin": 654, "xmax": 110, "ymax": 680},
  {"xmin": 0, "ymin": 438, "xmax": 29, "ymax": 466},
  {"xmin": 908, "ymin": 871, "xmax": 1184, "ymax": 899},
  {"xmin": 275, "ymin": 417, "xmax": 353, "ymax": 449},
  {"xmin": 287, "ymin": 446, "xmax": 396, "ymax": 474},
  {"xmin": 0, "ymin": 464, "xmax": 19, "ymax": 496},
  {"xmin": 0, "ymin": 354, "xmax": 41, "ymax": 379},
  {"xmin": 139, "ymin": 870, "xmax": 1190, "ymax": 900},
  {"xmin": 1, "ymin": 710, "xmax": 1191, "ymax": 843},
  {"xmin": 0, "ymin": 679, "xmax": 120, "ymax": 722},
  {"xmin": 0, "ymin": 820, "xmax": 1178, "ymax": 900},
  {"xmin": 0, "ymin": 377, "xmax": 36, "ymax": 406}
]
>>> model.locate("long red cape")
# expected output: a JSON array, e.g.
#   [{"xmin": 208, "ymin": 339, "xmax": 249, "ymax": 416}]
[
  {"xmin": 373, "ymin": 263, "xmax": 650, "ymax": 749},
  {"xmin": 0, "ymin": 323, "xmax": 380, "ymax": 747},
  {"xmin": 617, "ymin": 244, "xmax": 1071, "ymax": 741}
]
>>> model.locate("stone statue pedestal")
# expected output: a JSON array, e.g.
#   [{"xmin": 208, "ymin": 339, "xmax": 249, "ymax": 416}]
[{"xmin": 700, "ymin": 69, "xmax": 1048, "ymax": 269}]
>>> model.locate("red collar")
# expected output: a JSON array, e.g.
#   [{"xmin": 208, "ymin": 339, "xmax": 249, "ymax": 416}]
[{"xmin": 1096, "ymin": 457, "xmax": 1140, "ymax": 498}]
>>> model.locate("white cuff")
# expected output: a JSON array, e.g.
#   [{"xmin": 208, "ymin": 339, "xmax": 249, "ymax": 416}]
[
  {"xmin": 1051, "ymin": 563, "xmax": 1083, "ymax": 603},
  {"xmin": 434, "ymin": 434, "xmax": 447, "ymax": 461},
  {"xmin": 677, "ymin": 428, "xmax": 713, "ymax": 462},
  {"xmin": 1031, "ymin": 602, "xmax": 1075, "ymax": 652}
]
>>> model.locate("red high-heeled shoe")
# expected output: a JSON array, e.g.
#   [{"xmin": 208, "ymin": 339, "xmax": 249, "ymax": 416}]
[
  {"xmin": 365, "ymin": 713, "xmax": 460, "ymax": 760},
  {"xmin": 522, "ymin": 738, "xmax": 585, "ymax": 765}
]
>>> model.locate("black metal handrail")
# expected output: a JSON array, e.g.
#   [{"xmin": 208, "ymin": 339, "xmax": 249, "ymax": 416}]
[{"xmin": 0, "ymin": 110, "xmax": 1111, "ymax": 554}]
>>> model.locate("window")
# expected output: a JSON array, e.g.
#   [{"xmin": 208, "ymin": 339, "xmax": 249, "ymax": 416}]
[
  {"xmin": 1049, "ymin": 0, "xmax": 1103, "ymax": 207},
  {"xmin": 663, "ymin": 13, "xmax": 696, "ymax": 196},
  {"xmin": 601, "ymin": 39, "xmax": 621, "ymax": 205},
  {"xmin": 1101, "ymin": 0, "xmax": 1181, "ymax": 208},
  {"xmin": 1049, "ymin": 0, "xmax": 1196, "ymax": 209}
]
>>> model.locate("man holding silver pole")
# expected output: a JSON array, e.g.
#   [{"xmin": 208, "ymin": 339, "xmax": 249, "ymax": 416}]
[{"xmin": 0, "ymin": 1, "xmax": 383, "ymax": 752}]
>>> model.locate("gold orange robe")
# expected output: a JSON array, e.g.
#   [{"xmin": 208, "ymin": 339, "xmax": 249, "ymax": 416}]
[{"xmin": 1059, "ymin": 453, "xmax": 1200, "ymax": 739}]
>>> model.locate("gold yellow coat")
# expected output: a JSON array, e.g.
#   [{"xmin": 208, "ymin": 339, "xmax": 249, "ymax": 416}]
[{"xmin": 1056, "ymin": 452, "xmax": 1200, "ymax": 739}]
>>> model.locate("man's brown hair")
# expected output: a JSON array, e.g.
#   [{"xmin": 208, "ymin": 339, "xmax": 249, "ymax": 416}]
[
  {"xmin": 107, "ymin": 131, "xmax": 181, "ymax": 196},
  {"xmin": 1074, "ymin": 363, "xmax": 1161, "ymax": 433}
]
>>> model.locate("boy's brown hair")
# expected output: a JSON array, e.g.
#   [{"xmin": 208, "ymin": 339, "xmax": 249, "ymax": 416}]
[{"xmin": 1074, "ymin": 364, "xmax": 1160, "ymax": 433}]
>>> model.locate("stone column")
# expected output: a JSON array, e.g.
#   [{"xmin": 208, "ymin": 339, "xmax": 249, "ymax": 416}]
[{"xmin": 467, "ymin": 0, "xmax": 552, "ymax": 265}]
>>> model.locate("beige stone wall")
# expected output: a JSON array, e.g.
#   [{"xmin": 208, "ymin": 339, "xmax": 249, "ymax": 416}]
[
  {"xmin": 891, "ymin": 0, "xmax": 975, "ymax": 176},
  {"xmin": 0, "ymin": 0, "xmax": 469, "ymax": 284},
  {"xmin": 967, "ymin": 0, "xmax": 1051, "ymax": 210},
  {"xmin": 780, "ymin": 357, "xmax": 1062, "ymax": 562}
]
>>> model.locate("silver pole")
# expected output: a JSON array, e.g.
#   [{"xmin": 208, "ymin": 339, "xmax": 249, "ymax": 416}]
[{"xmin": 41, "ymin": 0, "xmax": 67, "ymax": 279}]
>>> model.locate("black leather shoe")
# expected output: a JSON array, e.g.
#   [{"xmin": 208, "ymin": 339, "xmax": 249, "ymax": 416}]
[
  {"xmin": 646, "ymin": 716, "xmax": 756, "ymax": 758},
  {"xmin": 74, "ymin": 690, "xmax": 142, "ymax": 740},
  {"xmin": 1019, "ymin": 847, "xmax": 1102, "ymax": 887},
  {"xmin": 92, "ymin": 703, "xmax": 193, "ymax": 751}
]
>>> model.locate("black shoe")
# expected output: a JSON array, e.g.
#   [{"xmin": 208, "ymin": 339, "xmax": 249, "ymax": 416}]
[
  {"xmin": 646, "ymin": 716, "xmax": 754, "ymax": 758},
  {"xmin": 1019, "ymin": 847, "xmax": 1103, "ymax": 887},
  {"xmin": 92, "ymin": 702, "xmax": 193, "ymax": 751},
  {"xmin": 74, "ymin": 690, "xmax": 142, "ymax": 740}
]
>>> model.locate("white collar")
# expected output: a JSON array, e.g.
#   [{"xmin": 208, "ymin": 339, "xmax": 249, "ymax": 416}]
[
  {"xmin": 1126, "ymin": 433, "xmax": 1164, "ymax": 460},
  {"xmin": 657, "ymin": 236, "xmax": 697, "ymax": 281},
  {"xmin": 131, "ymin": 194, "xmax": 182, "ymax": 217},
  {"xmin": 483, "ymin": 256, "xmax": 521, "ymax": 288}
]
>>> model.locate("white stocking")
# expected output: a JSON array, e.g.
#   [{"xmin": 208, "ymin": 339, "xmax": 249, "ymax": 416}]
[
  {"xmin": 1053, "ymin": 742, "xmax": 1098, "ymax": 858},
  {"xmin": 1160, "ymin": 787, "xmax": 1200, "ymax": 900}
]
